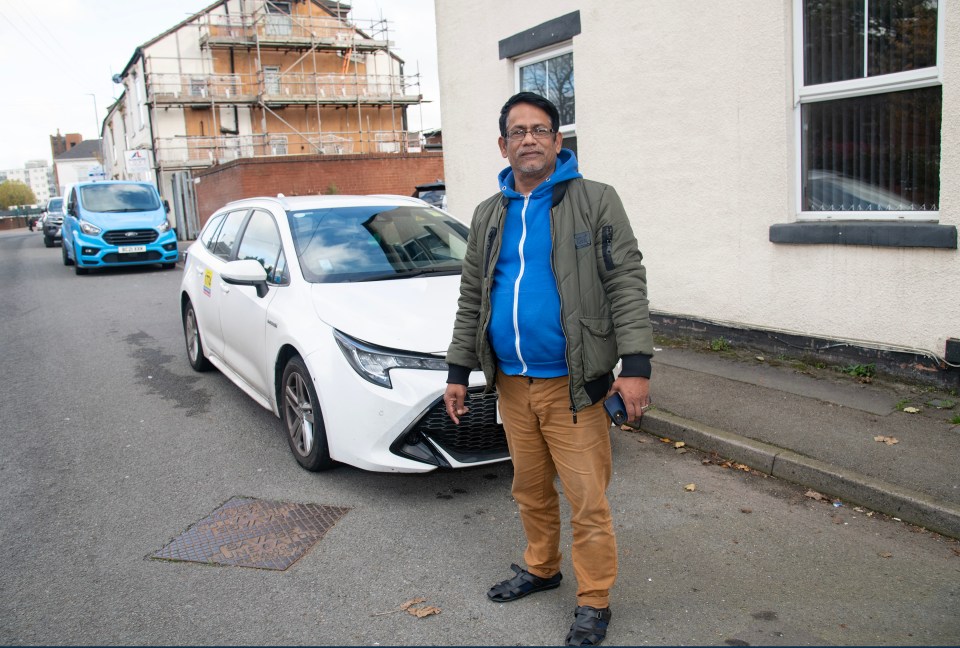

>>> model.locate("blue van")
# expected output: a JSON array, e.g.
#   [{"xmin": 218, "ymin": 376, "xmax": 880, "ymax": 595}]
[{"xmin": 61, "ymin": 181, "xmax": 179, "ymax": 275}]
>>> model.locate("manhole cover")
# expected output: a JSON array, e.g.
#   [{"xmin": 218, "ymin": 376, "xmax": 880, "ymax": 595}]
[{"xmin": 153, "ymin": 497, "xmax": 350, "ymax": 570}]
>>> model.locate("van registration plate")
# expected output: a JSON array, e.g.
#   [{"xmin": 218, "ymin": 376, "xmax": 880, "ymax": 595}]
[{"xmin": 119, "ymin": 245, "xmax": 147, "ymax": 254}]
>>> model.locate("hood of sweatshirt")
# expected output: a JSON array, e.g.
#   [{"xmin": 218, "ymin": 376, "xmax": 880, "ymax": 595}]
[{"xmin": 497, "ymin": 148, "xmax": 582, "ymax": 198}]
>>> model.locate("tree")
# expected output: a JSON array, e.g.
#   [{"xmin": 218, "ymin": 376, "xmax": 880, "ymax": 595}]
[{"xmin": 0, "ymin": 180, "xmax": 36, "ymax": 209}]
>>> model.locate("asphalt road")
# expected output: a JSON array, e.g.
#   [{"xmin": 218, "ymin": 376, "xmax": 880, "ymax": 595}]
[{"xmin": 1, "ymin": 228, "xmax": 958, "ymax": 646}]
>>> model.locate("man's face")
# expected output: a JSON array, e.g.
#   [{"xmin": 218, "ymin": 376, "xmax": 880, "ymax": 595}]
[{"xmin": 498, "ymin": 103, "xmax": 562, "ymax": 183}]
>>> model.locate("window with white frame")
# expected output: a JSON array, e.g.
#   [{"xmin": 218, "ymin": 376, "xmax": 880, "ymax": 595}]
[
  {"xmin": 795, "ymin": 0, "xmax": 941, "ymax": 220},
  {"xmin": 270, "ymin": 136, "xmax": 288, "ymax": 156},
  {"xmin": 263, "ymin": 66, "xmax": 281, "ymax": 95},
  {"xmin": 516, "ymin": 45, "xmax": 576, "ymax": 155}
]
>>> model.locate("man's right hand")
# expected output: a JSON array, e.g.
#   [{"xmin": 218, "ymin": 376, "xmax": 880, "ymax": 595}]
[{"xmin": 443, "ymin": 384, "xmax": 469, "ymax": 424}]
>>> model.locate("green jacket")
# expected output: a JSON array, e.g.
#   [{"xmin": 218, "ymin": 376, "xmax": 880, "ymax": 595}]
[{"xmin": 446, "ymin": 177, "xmax": 654, "ymax": 412}]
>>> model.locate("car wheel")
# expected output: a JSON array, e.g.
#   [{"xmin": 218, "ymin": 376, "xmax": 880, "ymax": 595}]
[
  {"xmin": 61, "ymin": 243, "xmax": 74, "ymax": 266},
  {"xmin": 182, "ymin": 300, "xmax": 212, "ymax": 372},
  {"xmin": 161, "ymin": 262, "xmax": 176, "ymax": 270},
  {"xmin": 281, "ymin": 356, "xmax": 333, "ymax": 471},
  {"xmin": 43, "ymin": 236, "xmax": 53, "ymax": 248},
  {"xmin": 74, "ymin": 262, "xmax": 88, "ymax": 276}
]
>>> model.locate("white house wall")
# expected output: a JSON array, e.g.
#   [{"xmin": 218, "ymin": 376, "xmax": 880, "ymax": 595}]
[{"xmin": 435, "ymin": 0, "xmax": 959, "ymax": 359}]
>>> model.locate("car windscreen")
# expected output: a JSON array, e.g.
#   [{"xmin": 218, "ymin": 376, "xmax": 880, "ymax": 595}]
[
  {"xmin": 47, "ymin": 199, "xmax": 63, "ymax": 211},
  {"xmin": 79, "ymin": 184, "xmax": 161, "ymax": 213},
  {"xmin": 288, "ymin": 205, "xmax": 469, "ymax": 283}
]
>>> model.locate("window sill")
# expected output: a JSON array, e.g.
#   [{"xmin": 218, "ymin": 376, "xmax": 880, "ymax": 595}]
[{"xmin": 769, "ymin": 221, "xmax": 957, "ymax": 249}]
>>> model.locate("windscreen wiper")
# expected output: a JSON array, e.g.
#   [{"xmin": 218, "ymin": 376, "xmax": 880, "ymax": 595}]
[{"xmin": 351, "ymin": 267, "xmax": 460, "ymax": 282}]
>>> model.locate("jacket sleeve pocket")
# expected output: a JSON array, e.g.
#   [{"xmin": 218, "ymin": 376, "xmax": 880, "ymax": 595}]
[{"xmin": 579, "ymin": 316, "xmax": 619, "ymax": 381}]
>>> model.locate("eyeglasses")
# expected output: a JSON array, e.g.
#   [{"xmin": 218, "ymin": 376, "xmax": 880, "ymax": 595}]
[{"xmin": 505, "ymin": 127, "xmax": 556, "ymax": 141}]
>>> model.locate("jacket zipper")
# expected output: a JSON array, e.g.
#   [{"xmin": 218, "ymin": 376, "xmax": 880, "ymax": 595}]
[{"xmin": 548, "ymin": 204, "xmax": 578, "ymax": 424}]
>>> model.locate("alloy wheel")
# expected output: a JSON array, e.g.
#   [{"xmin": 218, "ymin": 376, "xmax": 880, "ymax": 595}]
[
  {"xmin": 284, "ymin": 371, "xmax": 314, "ymax": 457},
  {"xmin": 185, "ymin": 309, "xmax": 200, "ymax": 362}
]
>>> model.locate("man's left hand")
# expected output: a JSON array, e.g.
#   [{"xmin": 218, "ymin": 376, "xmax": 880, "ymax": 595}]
[{"xmin": 609, "ymin": 376, "xmax": 651, "ymax": 423}]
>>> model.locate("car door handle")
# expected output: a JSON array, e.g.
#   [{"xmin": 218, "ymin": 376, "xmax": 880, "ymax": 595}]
[{"xmin": 219, "ymin": 283, "xmax": 230, "ymax": 294}]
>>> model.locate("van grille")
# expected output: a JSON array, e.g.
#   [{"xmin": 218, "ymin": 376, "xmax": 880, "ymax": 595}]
[
  {"xmin": 103, "ymin": 229, "xmax": 158, "ymax": 245},
  {"xmin": 101, "ymin": 251, "xmax": 163, "ymax": 263}
]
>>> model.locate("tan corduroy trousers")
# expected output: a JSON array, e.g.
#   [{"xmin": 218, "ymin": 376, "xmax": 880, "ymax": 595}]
[{"xmin": 496, "ymin": 371, "xmax": 617, "ymax": 608}]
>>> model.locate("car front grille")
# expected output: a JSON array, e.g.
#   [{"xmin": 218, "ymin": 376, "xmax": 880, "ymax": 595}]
[
  {"xmin": 404, "ymin": 389, "xmax": 508, "ymax": 464},
  {"xmin": 103, "ymin": 229, "xmax": 159, "ymax": 245},
  {"xmin": 101, "ymin": 251, "xmax": 163, "ymax": 263}
]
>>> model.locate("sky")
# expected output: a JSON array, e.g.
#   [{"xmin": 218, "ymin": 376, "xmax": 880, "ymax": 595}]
[{"xmin": 0, "ymin": 0, "xmax": 440, "ymax": 171}]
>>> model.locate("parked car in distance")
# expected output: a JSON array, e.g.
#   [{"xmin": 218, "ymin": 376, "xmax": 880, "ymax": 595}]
[
  {"xmin": 412, "ymin": 181, "xmax": 446, "ymax": 210},
  {"xmin": 42, "ymin": 197, "xmax": 64, "ymax": 247},
  {"xmin": 179, "ymin": 194, "xmax": 508, "ymax": 473},
  {"xmin": 61, "ymin": 181, "xmax": 178, "ymax": 275}
]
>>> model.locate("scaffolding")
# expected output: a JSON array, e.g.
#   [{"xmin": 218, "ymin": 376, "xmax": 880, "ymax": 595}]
[{"xmin": 144, "ymin": 0, "xmax": 425, "ymax": 173}]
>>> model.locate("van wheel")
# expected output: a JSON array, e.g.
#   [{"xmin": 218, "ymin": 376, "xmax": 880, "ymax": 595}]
[
  {"xmin": 61, "ymin": 243, "xmax": 74, "ymax": 266},
  {"xmin": 182, "ymin": 300, "xmax": 212, "ymax": 372},
  {"xmin": 44, "ymin": 236, "xmax": 53, "ymax": 248},
  {"xmin": 281, "ymin": 356, "xmax": 333, "ymax": 471},
  {"xmin": 162, "ymin": 262, "xmax": 176, "ymax": 270}
]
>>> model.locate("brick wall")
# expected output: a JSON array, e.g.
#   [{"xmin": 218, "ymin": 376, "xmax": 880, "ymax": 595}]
[{"xmin": 193, "ymin": 153, "xmax": 445, "ymax": 226}]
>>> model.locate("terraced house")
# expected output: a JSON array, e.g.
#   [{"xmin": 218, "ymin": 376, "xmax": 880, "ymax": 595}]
[
  {"xmin": 102, "ymin": 0, "xmax": 429, "ymax": 236},
  {"xmin": 435, "ymin": 1, "xmax": 959, "ymax": 385}
]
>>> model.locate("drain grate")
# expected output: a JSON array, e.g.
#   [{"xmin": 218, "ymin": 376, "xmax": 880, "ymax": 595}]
[{"xmin": 153, "ymin": 497, "xmax": 350, "ymax": 570}]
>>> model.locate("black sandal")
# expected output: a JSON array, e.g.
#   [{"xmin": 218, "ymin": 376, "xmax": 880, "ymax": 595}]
[
  {"xmin": 565, "ymin": 605, "xmax": 612, "ymax": 646},
  {"xmin": 486, "ymin": 563, "xmax": 562, "ymax": 602}
]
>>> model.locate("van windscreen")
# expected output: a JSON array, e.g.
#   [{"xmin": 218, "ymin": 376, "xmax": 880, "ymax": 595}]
[{"xmin": 79, "ymin": 184, "xmax": 161, "ymax": 213}]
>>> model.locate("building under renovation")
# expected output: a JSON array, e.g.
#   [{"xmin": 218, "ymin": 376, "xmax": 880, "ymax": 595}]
[{"xmin": 102, "ymin": 0, "xmax": 432, "ymax": 234}]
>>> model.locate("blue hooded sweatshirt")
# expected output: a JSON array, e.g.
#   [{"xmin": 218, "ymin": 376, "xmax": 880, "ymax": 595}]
[{"xmin": 488, "ymin": 148, "xmax": 583, "ymax": 378}]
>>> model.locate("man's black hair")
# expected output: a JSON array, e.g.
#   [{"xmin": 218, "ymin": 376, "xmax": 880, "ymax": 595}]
[{"xmin": 498, "ymin": 92, "xmax": 560, "ymax": 138}]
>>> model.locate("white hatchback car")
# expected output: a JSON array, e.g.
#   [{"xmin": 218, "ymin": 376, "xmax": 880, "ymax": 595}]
[{"xmin": 179, "ymin": 194, "xmax": 508, "ymax": 473}]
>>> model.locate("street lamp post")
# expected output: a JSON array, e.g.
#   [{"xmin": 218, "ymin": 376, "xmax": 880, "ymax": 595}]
[{"xmin": 84, "ymin": 93, "xmax": 99, "ymax": 139}]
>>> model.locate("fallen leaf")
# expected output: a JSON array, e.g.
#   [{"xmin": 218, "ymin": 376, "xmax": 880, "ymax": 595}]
[
  {"xmin": 755, "ymin": 356, "xmax": 765, "ymax": 362},
  {"xmin": 674, "ymin": 441, "xmax": 685, "ymax": 449},
  {"xmin": 408, "ymin": 605, "xmax": 442, "ymax": 618},
  {"xmin": 400, "ymin": 597, "xmax": 426, "ymax": 611},
  {"xmin": 659, "ymin": 438, "xmax": 672, "ymax": 443},
  {"xmin": 684, "ymin": 483, "xmax": 696, "ymax": 492},
  {"xmin": 902, "ymin": 406, "xmax": 919, "ymax": 413},
  {"xmin": 878, "ymin": 552, "xmax": 893, "ymax": 559},
  {"xmin": 733, "ymin": 463, "xmax": 750, "ymax": 471},
  {"xmin": 740, "ymin": 508, "xmax": 753, "ymax": 514},
  {"xmin": 676, "ymin": 448, "xmax": 688, "ymax": 455},
  {"xmin": 874, "ymin": 435, "xmax": 899, "ymax": 445},
  {"xmin": 805, "ymin": 489, "xmax": 827, "ymax": 501},
  {"xmin": 950, "ymin": 548, "xmax": 960, "ymax": 557}
]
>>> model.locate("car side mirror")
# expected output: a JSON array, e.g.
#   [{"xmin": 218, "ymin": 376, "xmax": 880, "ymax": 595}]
[
  {"xmin": 221, "ymin": 259, "xmax": 270, "ymax": 298},
  {"xmin": 163, "ymin": 199, "xmax": 171, "ymax": 214},
  {"xmin": 68, "ymin": 203, "xmax": 77, "ymax": 217}
]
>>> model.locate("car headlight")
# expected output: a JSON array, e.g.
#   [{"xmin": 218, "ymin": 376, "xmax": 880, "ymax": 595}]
[
  {"xmin": 79, "ymin": 220, "xmax": 101, "ymax": 235},
  {"xmin": 334, "ymin": 330, "xmax": 447, "ymax": 388},
  {"xmin": 158, "ymin": 220, "xmax": 171, "ymax": 233}
]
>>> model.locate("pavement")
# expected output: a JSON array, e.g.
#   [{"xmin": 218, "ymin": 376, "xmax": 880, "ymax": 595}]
[
  {"xmin": 173, "ymin": 234, "xmax": 960, "ymax": 538},
  {"xmin": 640, "ymin": 341, "xmax": 960, "ymax": 539}
]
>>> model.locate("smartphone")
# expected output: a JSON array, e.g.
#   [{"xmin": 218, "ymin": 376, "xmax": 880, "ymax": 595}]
[{"xmin": 603, "ymin": 392, "xmax": 628, "ymax": 425}]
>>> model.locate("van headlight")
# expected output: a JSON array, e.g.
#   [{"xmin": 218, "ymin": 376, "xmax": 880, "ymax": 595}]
[
  {"xmin": 158, "ymin": 220, "xmax": 171, "ymax": 233},
  {"xmin": 334, "ymin": 330, "xmax": 447, "ymax": 388},
  {"xmin": 79, "ymin": 220, "xmax": 101, "ymax": 235}
]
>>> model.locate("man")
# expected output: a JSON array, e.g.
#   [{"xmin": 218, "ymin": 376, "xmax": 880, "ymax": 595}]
[{"xmin": 444, "ymin": 92, "xmax": 654, "ymax": 647}]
